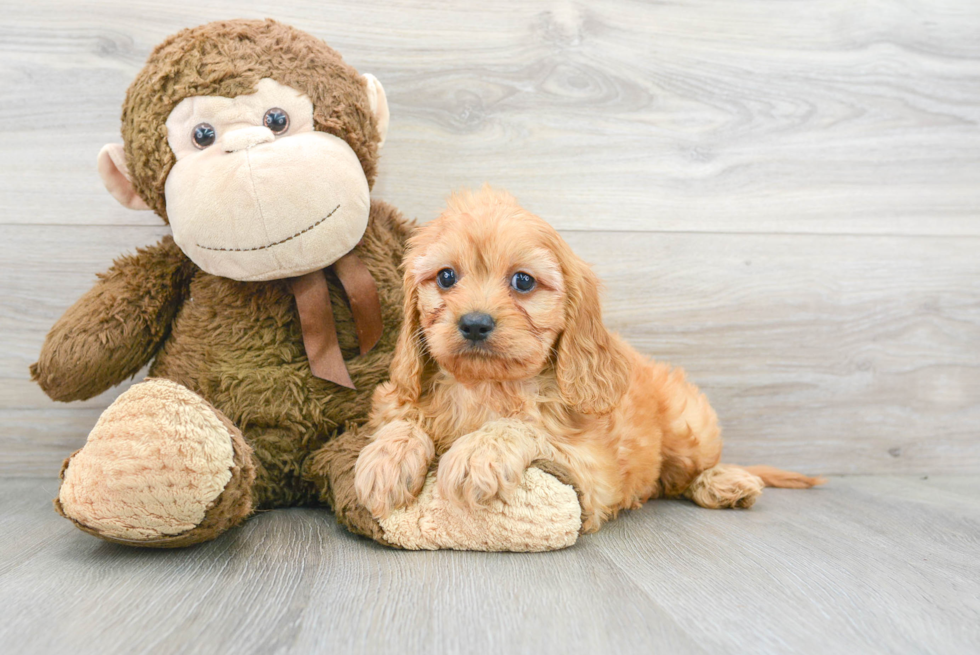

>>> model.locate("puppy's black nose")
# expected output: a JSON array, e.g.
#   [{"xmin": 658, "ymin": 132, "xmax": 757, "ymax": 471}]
[{"xmin": 458, "ymin": 312, "xmax": 495, "ymax": 342}]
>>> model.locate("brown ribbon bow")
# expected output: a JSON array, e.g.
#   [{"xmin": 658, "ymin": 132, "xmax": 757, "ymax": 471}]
[{"xmin": 288, "ymin": 252, "xmax": 383, "ymax": 389}]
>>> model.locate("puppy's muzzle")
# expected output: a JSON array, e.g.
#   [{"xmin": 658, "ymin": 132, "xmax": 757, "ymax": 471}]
[{"xmin": 458, "ymin": 312, "xmax": 495, "ymax": 342}]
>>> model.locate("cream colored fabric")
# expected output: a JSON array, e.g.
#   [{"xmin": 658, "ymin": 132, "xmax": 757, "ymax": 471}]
[
  {"xmin": 59, "ymin": 379, "xmax": 236, "ymax": 540},
  {"xmin": 379, "ymin": 467, "xmax": 581, "ymax": 552},
  {"xmin": 97, "ymin": 144, "xmax": 151, "ymax": 210},
  {"xmin": 163, "ymin": 78, "xmax": 371, "ymax": 282},
  {"xmin": 362, "ymin": 73, "xmax": 389, "ymax": 147}
]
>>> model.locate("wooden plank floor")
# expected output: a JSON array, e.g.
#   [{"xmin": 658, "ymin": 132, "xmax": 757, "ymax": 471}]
[
  {"xmin": 1, "ymin": 476, "xmax": 978, "ymax": 654},
  {"xmin": 1, "ymin": 3, "xmax": 978, "ymax": 653},
  {"xmin": 2, "ymin": 0, "xmax": 980, "ymax": 477}
]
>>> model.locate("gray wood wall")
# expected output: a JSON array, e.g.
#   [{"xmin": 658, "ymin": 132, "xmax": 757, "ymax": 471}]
[{"xmin": 2, "ymin": 0, "xmax": 978, "ymax": 477}]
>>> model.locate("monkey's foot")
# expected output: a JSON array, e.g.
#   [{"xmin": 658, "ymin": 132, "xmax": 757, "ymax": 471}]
[
  {"xmin": 305, "ymin": 427, "xmax": 582, "ymax": 551},
  {"xmin": 55, "ymin": 378, "xmax": 256, "ymax": 547},
  {"xmin": 378, "ymin": 466, "xmax": 581, "ymax": 552}
]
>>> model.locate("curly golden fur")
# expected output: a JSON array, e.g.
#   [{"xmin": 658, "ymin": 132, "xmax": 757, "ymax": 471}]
[{"xmin": 355, "ymin": 187, "xmax": 823, "ymax": 531}]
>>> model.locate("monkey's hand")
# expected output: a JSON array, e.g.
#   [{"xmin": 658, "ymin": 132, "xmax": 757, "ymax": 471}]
[{"xmin": 31, "ymin": 236, "xmax": 194, "ymax": 402}]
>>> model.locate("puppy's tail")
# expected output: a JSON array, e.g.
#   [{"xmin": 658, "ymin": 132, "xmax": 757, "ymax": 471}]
[{"xmin": 739, "ymin": 465, "xmax": 826, "ymax": 489}]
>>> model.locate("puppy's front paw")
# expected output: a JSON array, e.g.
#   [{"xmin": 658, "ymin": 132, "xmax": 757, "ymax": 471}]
[
  {"xmin": 437, "ymin": 422, "xmax": 536, "ymax": 510},
  {"xmin": 354, "ymin": 421, "xmax": 434, "ymax": 519}
]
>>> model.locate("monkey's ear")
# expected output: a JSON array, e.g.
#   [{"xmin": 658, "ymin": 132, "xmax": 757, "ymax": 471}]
[
  {"xmin": 362, "ymin": 74, "xmax": 390, "ymax": 148},
  {"xmin": 97, "ymin": 144, "xmax": 151, "ymax": 210}
]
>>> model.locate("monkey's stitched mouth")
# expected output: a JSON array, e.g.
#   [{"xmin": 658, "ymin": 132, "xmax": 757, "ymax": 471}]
[{"xmin": 195, "ymin": 204, "xmax": 340, "ymax": 252}]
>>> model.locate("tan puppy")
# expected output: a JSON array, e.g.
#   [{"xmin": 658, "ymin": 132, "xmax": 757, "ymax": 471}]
[{"xmin": 355, "ymin": 187, "xmax": 823, "ymax": 532}]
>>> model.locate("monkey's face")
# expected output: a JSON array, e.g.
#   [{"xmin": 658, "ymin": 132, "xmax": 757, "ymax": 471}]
[{"xmin": 155, "ymin": 78, "xmax": 369, "ymax": 281}]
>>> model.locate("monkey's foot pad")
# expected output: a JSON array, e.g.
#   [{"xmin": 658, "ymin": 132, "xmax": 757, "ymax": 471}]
[
  {"xmin": 55, "ymin": 378, "xmax": 255, "ymax": 547},
  {"xmin": 378, "ymin": 467, "xmax": 582, "ymax": 551}
]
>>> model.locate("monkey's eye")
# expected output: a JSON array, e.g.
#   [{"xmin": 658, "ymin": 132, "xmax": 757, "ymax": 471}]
[
  {"xmin": 192, "ymin": 123, "xmax": 216, "ymax": 149},
  {"xmin": 436, "ymin": 268, "xmax": 457, "ymax": 289},
  {"xmin": 263, "ymin": 108, "xmax": 290, "ymax": 134},
  {"xmin": 511, "ymin": 271, "xmax": 536, "ymax": 293}
]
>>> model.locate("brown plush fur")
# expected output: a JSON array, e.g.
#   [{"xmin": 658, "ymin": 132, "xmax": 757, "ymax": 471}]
[
  {"xmin": 122, "ymin": 19, "xmax": 382, "ymax": 221},
  {"xmin": 31, "ymin": 240, "xmax": 196, "ymax": 402},
  {"xmin": 148, "ymin": 200, "xmax": 411, "ymax": 508},
  {"xmin": 32, "ymin": 20, "xmax": 413, "ymax": 545},
  {"xmin": 304, "ymin": 423, "xmax": 397, "ymax": 546},
  {"xmin": 36, "ymin": 201, "xmax": 411, "ymax": 513},
  {"xmin": 355, "ymin": 188, "xmax": 824, "ymax": 531}
]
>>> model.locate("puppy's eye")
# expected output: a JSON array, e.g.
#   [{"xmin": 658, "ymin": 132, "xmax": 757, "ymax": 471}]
[
  {"xmin": 436, "ymin": 268, "xmax": 457, "ymax": 289},
  {"xmin": 263, "ymin": 108, "xmax": 289, "ymax": 134},
  {"xmin": 511, "ymin": 271, "xmax": 536, "ymax": 293},
  {"xmin": 192, "ymin": 123, "xmax": 216, "ymax": 149}
]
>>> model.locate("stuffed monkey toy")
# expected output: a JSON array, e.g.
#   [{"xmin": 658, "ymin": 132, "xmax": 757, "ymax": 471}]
[{"xmin": 31, "ymin": 19, "xmax": 582, "ymax": 550}]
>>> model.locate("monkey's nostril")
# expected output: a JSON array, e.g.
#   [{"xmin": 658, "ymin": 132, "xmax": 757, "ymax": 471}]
[{"xmin": 458, "ymin": 312, "xmax": 495, "ymax": 342}]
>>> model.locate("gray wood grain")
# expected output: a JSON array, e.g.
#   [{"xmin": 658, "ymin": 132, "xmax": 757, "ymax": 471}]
[
  {"xmin": 0, "ymin": 476, "xmax": 977, "ymax": 654},
  {"xmin": 1, "ymin": 0, "xmax": 979, "ymax": 234},
  {"xmin": 1, "ymin": 1, "xmax": 979, "ymax": 476},
  {"xmin": 3, "ymin": 4, "xmax": 978, "ymax": 654},
  {"xmin": 3, "ymin": 225, "xmax": 977, "ymax": 476}
]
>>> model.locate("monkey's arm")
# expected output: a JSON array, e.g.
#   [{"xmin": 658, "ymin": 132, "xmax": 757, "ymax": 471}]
[{"xmin": 31, "ymin": 236, "xmax": 196, "ymax": 402}]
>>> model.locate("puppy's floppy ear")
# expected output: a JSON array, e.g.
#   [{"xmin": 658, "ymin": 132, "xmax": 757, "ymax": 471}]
[
  {"xmin": 555, "ymin": 255, "xmax": 632, "ymax": 415},
  {"xmin": 388, "ymin": 259, "xmax": 428, "ymax": 404}
]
